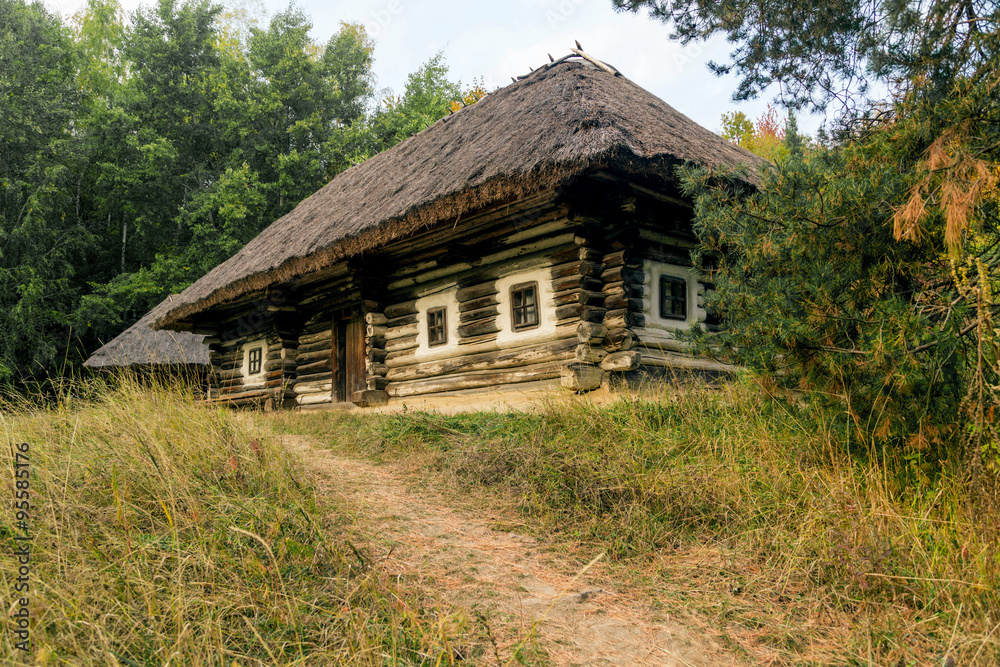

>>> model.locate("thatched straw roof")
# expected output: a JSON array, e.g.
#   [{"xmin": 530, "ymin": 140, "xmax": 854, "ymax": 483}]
[
  {"xmin": 158, "ymin": 58, "xmax": 763, "ymax": 329},
  {"xmin": 84, "ymin": 296, "xmax": 209, "ymax": 369}
]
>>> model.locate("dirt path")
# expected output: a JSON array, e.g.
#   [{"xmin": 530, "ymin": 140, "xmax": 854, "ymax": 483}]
[{"xmin": 285, "ymin": 435, "xmax": 739, "ymax": 667}]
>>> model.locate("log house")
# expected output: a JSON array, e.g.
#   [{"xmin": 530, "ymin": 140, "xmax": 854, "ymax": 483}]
[{"xmin": 153, "ymin": 53, "xmax": 762, "ymax": 409}]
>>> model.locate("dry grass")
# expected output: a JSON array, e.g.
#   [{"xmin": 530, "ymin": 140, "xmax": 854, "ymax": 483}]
[
  {"xmin": 0, "ymin": 377, "xmax": 476, "ymax": 665},
  {"xmin": 287, "ymin": 376, "xmax": 1000, "ymax": 665}
]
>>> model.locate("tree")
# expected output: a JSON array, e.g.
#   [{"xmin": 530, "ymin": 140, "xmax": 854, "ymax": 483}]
[
  {"xmin": 612, "ymin": 0, "xmax": 998, "ymax": 114},
  {"xmin": 619, "ymin": 0, "xmax": 1000, "ymax": 466},
  {"xmin": 70, "ymin": 0, "xmax": 127, "ymax": 101},
  {"xmin": 784, "ymin": 112, "xmax": 803, "ymax": 159},
  {"xmin": 367, "ymin": 52, "xmax": 463, "ymax": 153},
  {"xmin": 720, "ymin": 106, "xmax": 788, "ymax": 162},
  {"xmin": 683, "ymin": 132, "xmax": 966, "ymax": 451},
  {"xmin": 323, "ymin": 21, "xmax": 375, "ymax": 127},
  {"xmin": 0, "ymin": 0, "xmax": 88, "ymax": 382}
]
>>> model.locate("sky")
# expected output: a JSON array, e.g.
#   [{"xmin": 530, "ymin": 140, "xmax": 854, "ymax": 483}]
[{"xmin": 43, "ymin": 0, "xmax": 830, "ymax": 138}]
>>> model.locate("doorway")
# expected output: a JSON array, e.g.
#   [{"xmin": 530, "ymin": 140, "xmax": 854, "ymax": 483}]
[{"xmin": 332, "ymin": 311, "xmax": 366, "ymax": 403}]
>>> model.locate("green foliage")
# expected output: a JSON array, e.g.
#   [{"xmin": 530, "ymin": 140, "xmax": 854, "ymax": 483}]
[
  {"xmin": 784, "ymin": 112, "xmax": 803, "ymax": 158},
  {"xmin": 613, "ymin": 0, "xmax": 998, "ymax": 113},
  {"xmin": 367, "ymin": 52, "xmax": 463, "ymax": 151},
  {"xmin": 682, "ymin": 139, "xmax": 964, "ymax": 449},
  {"xmin": 0, "ymin": 0, "xmax": 86, "ymax": 380},
  {"xmin": 70, "ymin": 0, "xmax": 127, "ymax": 99},
  {"xmin": 0, "ymin": 0, "xmax": 468, "ymax": 387},
  {"xmin": 624, "ymin": 0, "xmax": 1000, "ymax": 469},
  {"xmin": 719, "ymin": 106, "xmax": 792, "ymax": 162},
  {"xmin": 323, "ymin": 21, "xmax": 376, "ymax": 126},
  {"xmin": 719, "ymin": 111, "xmax": 752, "ymax": 145}
]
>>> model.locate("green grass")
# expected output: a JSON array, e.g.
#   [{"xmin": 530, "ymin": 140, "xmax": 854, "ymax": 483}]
[
  {"xmin": 285, "ymin": 377, "xmax": 1000, "ymax": 665},
  {"xmin": 0, "ymin": 378, "xmax": 481, "ymax": 666}
]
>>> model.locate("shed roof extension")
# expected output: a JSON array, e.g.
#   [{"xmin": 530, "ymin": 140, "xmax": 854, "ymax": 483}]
[{"xmin": 84, "ymin": 296, "xmax": 210, "ymax": 369}]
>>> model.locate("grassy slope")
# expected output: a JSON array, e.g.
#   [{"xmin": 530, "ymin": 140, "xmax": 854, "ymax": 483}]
[
  {"xmin": 0, "ymin": 380, "xmax": 478, "ymax": 666},
  {"xmin": 285, "ymin": 378, "xmax": 1000, "ymax": 666}
]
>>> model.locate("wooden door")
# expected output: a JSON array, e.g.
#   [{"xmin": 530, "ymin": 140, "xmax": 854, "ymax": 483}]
[{"xmin": 332, "ymin": 312, "xmax": 366, "ymax": 403}]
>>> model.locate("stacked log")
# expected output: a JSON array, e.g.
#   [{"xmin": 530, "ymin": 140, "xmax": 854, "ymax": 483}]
[
  {"xmin": 637, "ymin": 347, "xmax": 733, "ymax": 373},
  {"xmin": 293, "ymin": 326, "xmax": 333, "ymax": 406},
  {"xmin": 383, "ymin": 299, "xmax": 418, "ymax": 366},
  {"xmin": 558, "ymin": 228, "xmax": 608, "ymax": 392},
  {"xmin": 600, "ymin": 246, "xmax": 644, "ymax": 373},
  {"xmin": 364, "ymin": 311, "xmax": 389, "ymax": 391},
  {"xmin": 390, "ymin": 360, "xmax": 568, "ymax": 398},
  {"xmin": 456, "ymin": 281, "xmax": 500, "ymax": 342},
  {"xmin": 208, "ymin": 338, "xmax": 243, "ymax": 399},
  {"xmin": 385, "ymin": 206, "xmax": 572, "ymax": 293},
  {"xmin": 385, "ymin": 338, "xmax": 576, "ymax": 383},
  {"xmin": 263, "ymin": 309, "xmax": 300, "ymax": 408},
  {"xmin": 257, "ymin": 334, "xmax": 291, "ymax": 409}
]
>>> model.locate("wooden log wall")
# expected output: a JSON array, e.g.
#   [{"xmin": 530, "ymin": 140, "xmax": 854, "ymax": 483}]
[
  {"xmin": 558, "ymin": 226, "xmax": 612, "ymax": 391},
  {"xmin": 630, "ymin": 227, "xmax": 712, "ymax": 372},
  {"xmin": 378, "ymin": 198, "xmax": 588, "ymax": 399},
  {"xmin": 370, "ymin": 185, "xmax": 714, "ymax": 397},
  {"xmin": 202, "ymin": 304, "xmax": 296, "ymax": 408},
  {"xmin": 292, "ymin": 325, "xmax": 334, "ymax": 406},
  {"xmin": 597, "ymin": 234, "xmax": 645, "ymax": 376},
  {"xmin": 382, "ymin": 286, "xmax": 580, "ymax": 399},
  {"xmin": 192, "ymin": 178, "xmax": 729, "ymax": 408},
  {"xmin": 364, "ymin": 310, "xmax": 389, "ymax": 391}
]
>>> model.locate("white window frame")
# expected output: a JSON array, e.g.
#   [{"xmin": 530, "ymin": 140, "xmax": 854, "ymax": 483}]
[
  {"xmin": 496, "ymin": 269, "xmax": 555, "ymax": 347},
  {"xmin": 241, "ymin": 338, "xmax": 268, "ymax": 383},
  {"xmin": 643, "ymin": 261, "xmax": 699, "ymax": 330}
]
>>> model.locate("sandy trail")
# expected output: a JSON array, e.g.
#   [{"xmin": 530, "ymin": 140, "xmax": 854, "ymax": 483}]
[{"xmin": 285, "ymin": 435, "xmax": 739, "ymax": 666}]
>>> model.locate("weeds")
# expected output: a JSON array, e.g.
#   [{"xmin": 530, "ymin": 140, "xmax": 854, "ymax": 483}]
[
  {"xmin": 0, "ymin": 377, "xmax": 473, "ymax": 665},
  {"xmin": 289, "ymin": 377, "xmax": 1000, "ymax": 665}
]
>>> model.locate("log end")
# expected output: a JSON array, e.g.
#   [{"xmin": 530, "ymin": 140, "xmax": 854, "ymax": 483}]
[
  {"xmin": 600, "ymin": 350, "xmax": 642, "ymax": 372},
  {"xmin": 352, "ymin": 389, "xmax": 390, "ymax": 407},
  {"xmin": 560, "ymin": 363, "xmax": 605, "ymax": 393}
]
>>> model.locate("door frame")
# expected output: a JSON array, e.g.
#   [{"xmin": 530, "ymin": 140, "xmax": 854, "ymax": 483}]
[{"xmin": 331, "ymin": 309, "xmax": 366, "ymax": 404}]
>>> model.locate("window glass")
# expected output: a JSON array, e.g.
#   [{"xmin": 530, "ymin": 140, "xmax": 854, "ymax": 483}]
[
  {"xmin": 248, "ymin": 347, "xmax": 262, "ymax": 374},
  {"xmin": 427, "ymin": 307, "xmax": 447, "ymax": 346},
  {"xmin": 511, "ymin": 282, "xmax": 539, "ymax": 331},
  {"xmin": 659, "ymin": 275, "xmax": 687, "ymax": 320}
]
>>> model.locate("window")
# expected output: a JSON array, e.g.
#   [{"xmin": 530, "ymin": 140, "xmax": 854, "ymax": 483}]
[
  {"xmin": 247, "ymin": 346, "xmax": 262, "ymax": 375},
  {"xmin": 427, "ymin": 307, "xmax": 447, "ymax": 346},
  {"xmin": 510, "ymin": 282, "xmax": 540, "ymax": 331},
  {"xmin": 659, "ymin": 275, "xmax": 687, "ymax": 320}
]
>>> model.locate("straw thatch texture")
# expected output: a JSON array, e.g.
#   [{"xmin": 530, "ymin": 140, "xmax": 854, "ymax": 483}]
[
  {"xmin": 157, "ymin": 60, "xmax": 763, "ymax": 329},
  {"xmin": 84, "ymin": 296, "xmax": 209, "ymax": 369}
]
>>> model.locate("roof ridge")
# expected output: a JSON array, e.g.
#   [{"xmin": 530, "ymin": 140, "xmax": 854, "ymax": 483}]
[{"xmin": 511, "ymin": 43, "xmax": 620, "ymax": 84}]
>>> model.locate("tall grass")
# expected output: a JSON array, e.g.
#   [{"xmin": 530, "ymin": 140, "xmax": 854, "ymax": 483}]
[
  {"xmin": 291, "ymin": 377, "xmax": 1000, "ymax": 665},
  {"xmin": 0, "ymin": 377, "xmax": 472, "ymax": 665}
]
